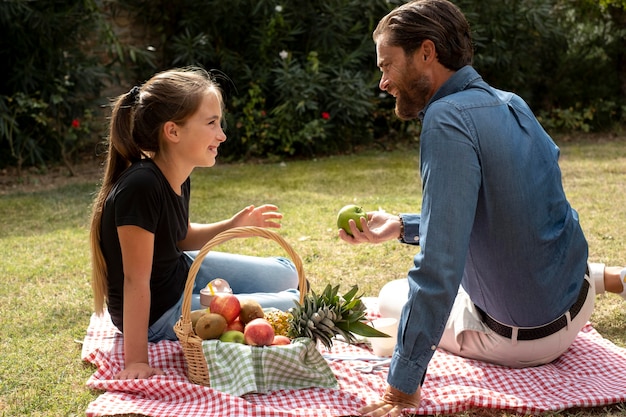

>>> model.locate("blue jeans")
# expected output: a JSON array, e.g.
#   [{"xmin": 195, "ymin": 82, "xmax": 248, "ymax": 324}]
[{"xmin": 148, "ymin": 251, "xmax": 300, "ymax": 342}]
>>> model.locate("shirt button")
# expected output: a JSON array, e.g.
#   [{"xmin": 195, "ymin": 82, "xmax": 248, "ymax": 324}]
[
  {"xmin": 413, "ymin": 236, "xmax": 419, "ymax": 242},
  {"xmin": 431, "ymin": 345, "xmax": 436, "ymax": 351}
]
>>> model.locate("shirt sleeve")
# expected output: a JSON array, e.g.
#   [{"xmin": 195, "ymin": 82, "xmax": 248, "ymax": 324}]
[
  {"xmin": 114, "ymin": 168, "xmax": 162, "ymax": 233},
  {"xmin": 387, "ymin": 101, "xmax": 482, "ymax": 394},
  {"xmin": 399, "ymin": 213, "xmax": 421, "ymax": 245}
]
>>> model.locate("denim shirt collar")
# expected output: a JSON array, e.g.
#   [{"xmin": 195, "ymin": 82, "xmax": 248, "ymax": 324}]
[{"xmin": 418, "ymin": 65, "xmax": 482, "ymax": 121}]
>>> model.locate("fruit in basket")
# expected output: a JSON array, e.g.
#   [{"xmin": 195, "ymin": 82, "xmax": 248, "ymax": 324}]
[
  {"xmin": 195, "ymin": 313, "xmax": 228, "ymax": 340},
  {"xmin": 264, "ymin": 309, "xmax": 292, "ymax": 337},
  {"xmin": 288, "ymin": 284, "xmax": 390, "ymax": 349},
  {"xmin": 190, "ymin": 309, "xmax": 208, "ymax": 328},
  {"xmin": 219, "ymin": 330, "xmax": 246, "ymax": 344},
  {"xmin": 209, "ymin": 293, "xmax": 241, "ymax": 323},
  {"xmin": 226, "ymin": 318, "xmax": 245, "ymax": 332},
  {"xmin": 336, "ymin": 204, "xmax": 366, "ymax": 236},
  {"xmin": 272, "ymin": 335, "xmax": 292, "ymax": 345},
  {"xmin": 244, "ymin": 318, "xmax": 275, "ymax": 346},
  {"xmin": 239, "ymin": 299, "xmax": 265, "ymax": 325}
]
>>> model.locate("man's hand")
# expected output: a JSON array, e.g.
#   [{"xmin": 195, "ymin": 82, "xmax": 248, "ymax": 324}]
[
  {"xmin": 358, "ymin": 385, "xmax": 421, "ymax": 416},
  {"xmin": 338, "ymin": 211, "xmax": 402, "ymax": 244}
]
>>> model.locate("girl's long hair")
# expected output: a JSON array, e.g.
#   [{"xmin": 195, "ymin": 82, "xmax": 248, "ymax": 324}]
[{"xmin": 89, "ymin": 67, "xmax": 224, "ymax": 314}]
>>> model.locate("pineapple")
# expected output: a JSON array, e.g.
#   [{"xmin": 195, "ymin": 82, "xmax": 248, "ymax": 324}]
[
  {"xmin": 265, "ymin": 309, "xmax": 292, "ymax": 337},
  {"xmin": 288, "ymin": 284, "xmax": 389, "ymax": 349}
]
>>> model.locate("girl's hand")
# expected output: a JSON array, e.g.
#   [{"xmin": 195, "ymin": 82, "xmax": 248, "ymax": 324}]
[
  {"xmin": 115, "ymin": 362, "xmax": 164, "ymax": 380},
  {"xmin": 231, "ymin": 204, "xmax": 283, "ymax": 229}
]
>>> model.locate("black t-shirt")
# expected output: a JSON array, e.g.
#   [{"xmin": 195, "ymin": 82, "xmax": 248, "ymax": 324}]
[{"xmin": 100, "ymin": 159, "xmax": 190, "ymax": 331}]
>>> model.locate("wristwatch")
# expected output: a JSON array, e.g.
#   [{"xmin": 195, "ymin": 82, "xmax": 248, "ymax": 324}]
[{"xmin": 398, "ymin": 214, "xmax": 405, "ymax": 242}]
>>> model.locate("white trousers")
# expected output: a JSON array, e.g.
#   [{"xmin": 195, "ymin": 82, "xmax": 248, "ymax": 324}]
[{"xmin": 378, "ymin": 264, "xmax": 599, "ymax": 368}]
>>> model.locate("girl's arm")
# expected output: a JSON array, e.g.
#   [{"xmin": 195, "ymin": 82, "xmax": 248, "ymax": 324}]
[
  {"xmin": 115, "ymin": 225, "xmax": 164, "ymax": 380},
  {"xmin": 178, "ymin": 204, "xmax": 283, "ymax": 251}
]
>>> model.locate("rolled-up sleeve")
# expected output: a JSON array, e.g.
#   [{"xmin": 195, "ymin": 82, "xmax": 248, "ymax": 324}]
[{"xmin": 399, "ymin": 213, "xmax": 421, "ymax": 245}]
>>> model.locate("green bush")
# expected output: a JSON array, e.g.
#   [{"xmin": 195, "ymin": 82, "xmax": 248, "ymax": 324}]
[
  {"xmin": 458, "ymin": 0, "xmax": 625, "ymax": 129},
  {"xmin": 0, "ymin": 0, "xmax": 162, "ymax": 173},
  {"xmin": 108, "ymin": 0, "xmax": 409, "ymax": 160},
  {"xmin": 1, "ymin": 0, "xmax": 624, "ymax": 170},
  {"xmin": 0, "ymin": 0, "xmax": 111, "ymax": 173},
  {"xmin": 107, "ymin": 0, "xmax": 625, "ymax": 160}
]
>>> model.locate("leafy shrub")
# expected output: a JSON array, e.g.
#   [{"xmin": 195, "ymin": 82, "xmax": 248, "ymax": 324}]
[
  {"xmin": 108, "ymin": 0, "xmax": 403, "ymax": 160},
  {"xmin": 0, "ymin": 0, "xmax": 109, "ymax": 173},
  {"xmin": 458, "ymin": 0, "xmax": 625, "ymax": 125},
  {"xmin": 0, "ymin": 0, "xmax": 164, "ymax": 173},
  {"xmin": 1, "ymin": 0, "xmax": 624, "ymax": 171}
]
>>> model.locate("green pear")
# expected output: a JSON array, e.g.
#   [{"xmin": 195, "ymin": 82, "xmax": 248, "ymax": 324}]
[{"xmin": 219, "ymin": 330, "xmax": 246, "ymax": 344}]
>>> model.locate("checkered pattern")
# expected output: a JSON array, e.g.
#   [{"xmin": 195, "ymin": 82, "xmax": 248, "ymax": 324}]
[
  {"xmin": 201, "ymin": 337, "xmax": 338, "ymax": 396},
  {"xmin": 82, "ymin": 302, "xmax": 626, "ymax": 417}
]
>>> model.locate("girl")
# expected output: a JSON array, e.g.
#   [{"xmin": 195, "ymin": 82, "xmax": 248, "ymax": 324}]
[{"xmin": 89, "ymin": 67, "xmax": 300, "ymax": 380}]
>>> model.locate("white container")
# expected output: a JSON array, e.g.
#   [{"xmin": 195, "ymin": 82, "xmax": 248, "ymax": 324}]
[
  {"xmin": 199, "ymin": 278, "xmax": 233, "ymax": 307},
  {"xmin": 368, "ymin": 317, "xmax": 398, "ymax": 357}
]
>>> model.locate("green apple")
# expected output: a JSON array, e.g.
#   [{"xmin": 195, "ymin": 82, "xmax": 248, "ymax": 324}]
[
  {"xmin": 337, "ymin": 204, "xmax": 366, "ymax": 236},
  {"xmin": 219, "ymin": 330, "xmax": 246, "ymax": 344}
]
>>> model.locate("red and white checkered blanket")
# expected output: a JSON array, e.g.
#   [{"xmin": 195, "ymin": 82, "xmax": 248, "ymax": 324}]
[{"xmin": 82, "ymin": 307, "xmax": 626, "ymax": 417}]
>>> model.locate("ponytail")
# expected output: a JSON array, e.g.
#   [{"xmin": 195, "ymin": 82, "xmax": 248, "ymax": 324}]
[{"xmin": 89, "ymin": 89, "xmax": 144, "ymax": 315}]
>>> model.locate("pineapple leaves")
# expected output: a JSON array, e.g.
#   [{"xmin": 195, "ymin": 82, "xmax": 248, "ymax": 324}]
[
  {"xmin": 288, "ymin": 283, "xmax": 391, "ymax": 349},
  {"xmin": 341, "ymin": 285, "xmax": 359, "ymax": 302},
  {"xmin": 336, "ymin": 320, "xmax": 391, "ymax": 338}
]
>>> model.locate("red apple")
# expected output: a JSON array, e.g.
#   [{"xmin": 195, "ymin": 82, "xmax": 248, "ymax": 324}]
[
  {"xmin": 271, "ymin": 335, "xmax": 291, "ymax": 346},
  {"xmin": 226, "ymin": 318, "xmax": 244, "ymax": 332},
  {"xmin": 244, "ymin": 318, "xmax": 275, "ymax": 346},
  {"xmin": 209, "ymin": 293, "xmax": 241, "ymax": 323}
]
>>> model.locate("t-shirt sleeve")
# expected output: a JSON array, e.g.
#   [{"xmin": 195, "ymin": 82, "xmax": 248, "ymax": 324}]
[{"xmin": 113, "ymin": 169, "xmax": 162, "ymax": 233}]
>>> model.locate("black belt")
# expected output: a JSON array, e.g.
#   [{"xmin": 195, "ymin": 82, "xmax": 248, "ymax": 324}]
[{"xmin": 476, "ymin": 278, "xmax": 589, "ymax": 341}]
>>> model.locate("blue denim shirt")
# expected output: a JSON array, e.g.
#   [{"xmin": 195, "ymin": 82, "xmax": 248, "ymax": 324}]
[{"xmin": 389, "ymin": 66, "xmax": 588, "ymax": 394}]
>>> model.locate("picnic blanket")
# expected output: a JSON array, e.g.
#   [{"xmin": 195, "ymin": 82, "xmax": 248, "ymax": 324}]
[{"xmin": 82, "ymin": 302, "xmax": 626, "ymax": 417}]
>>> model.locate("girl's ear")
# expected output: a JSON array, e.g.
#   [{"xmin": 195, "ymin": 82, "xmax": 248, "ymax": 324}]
[{"xmin": 162, "ymin": 121, "xmax": 180, "ymax": 144}]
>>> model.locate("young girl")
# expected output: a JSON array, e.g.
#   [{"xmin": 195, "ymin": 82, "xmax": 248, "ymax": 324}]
[{"xmin": 89, "ymin": 67, "xmax": 300, "ymax": 380}]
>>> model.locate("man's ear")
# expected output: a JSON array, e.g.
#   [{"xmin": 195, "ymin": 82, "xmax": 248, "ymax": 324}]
[
  {"xmin": 421, "ymin": 40, "xmax": 436, "ymax": 63},
  {"xmin": 162, "ymin": 121, "xmax": 180, "ymax": 144}
]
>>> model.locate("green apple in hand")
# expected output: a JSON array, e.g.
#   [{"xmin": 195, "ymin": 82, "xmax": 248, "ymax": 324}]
[
  {"xmin": 219, "ymin": 330, "xmax": 246, "ymax": 344},
  {"xmin": 337, "ymin": 204, "xmax": 366, "ymax": 236}
]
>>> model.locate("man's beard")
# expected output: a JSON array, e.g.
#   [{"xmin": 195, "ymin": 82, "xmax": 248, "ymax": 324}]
[{"xmin": 394, "ymin": 73, "xmax": 431, "ymax": 121}]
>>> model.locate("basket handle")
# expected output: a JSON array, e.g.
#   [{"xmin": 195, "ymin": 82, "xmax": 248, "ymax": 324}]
[{"xmin": 180, "ymin": 226, "xmax": 307, "ymax": 324}]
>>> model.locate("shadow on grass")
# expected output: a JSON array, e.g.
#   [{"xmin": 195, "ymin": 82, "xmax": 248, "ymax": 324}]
[{"xmin": 0, "ymin": 182, "xmax": 95, "ymax": 238}]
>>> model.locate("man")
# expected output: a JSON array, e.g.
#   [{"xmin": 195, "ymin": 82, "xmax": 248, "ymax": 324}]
[{"xmin": 338, "ymin": 1, "xmax": 626, "ymax": 416}]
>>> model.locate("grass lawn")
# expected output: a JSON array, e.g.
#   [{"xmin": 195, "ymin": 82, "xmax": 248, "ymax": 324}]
[{"xmin": 0, "ymin": 133, "xmax": 625, "ymax": 416}]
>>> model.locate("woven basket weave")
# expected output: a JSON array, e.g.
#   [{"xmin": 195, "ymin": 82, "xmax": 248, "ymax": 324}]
[{"xmin": 173, "ymin": 226, "xmax": 307, "ymax": 387}]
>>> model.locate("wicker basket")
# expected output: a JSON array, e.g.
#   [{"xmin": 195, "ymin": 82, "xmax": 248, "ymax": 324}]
[{"xmin": 173, "ymin": 226, "xmax": 307, "ymax": 387}]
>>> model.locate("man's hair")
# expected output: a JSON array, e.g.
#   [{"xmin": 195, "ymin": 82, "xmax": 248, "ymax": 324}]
[{"xmin": 373, "ymin": 0, "xmax": 473, "ymax": 70}]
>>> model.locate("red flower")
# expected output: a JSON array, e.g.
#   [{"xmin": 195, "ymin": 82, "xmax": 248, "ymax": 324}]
[
  {"xmin": 71, "ymin": 119, "xmax": 80, "ymax": 129},
  {"xmin": 321, "ymin": 112, "xmax": 330, "ymax": 120}
]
